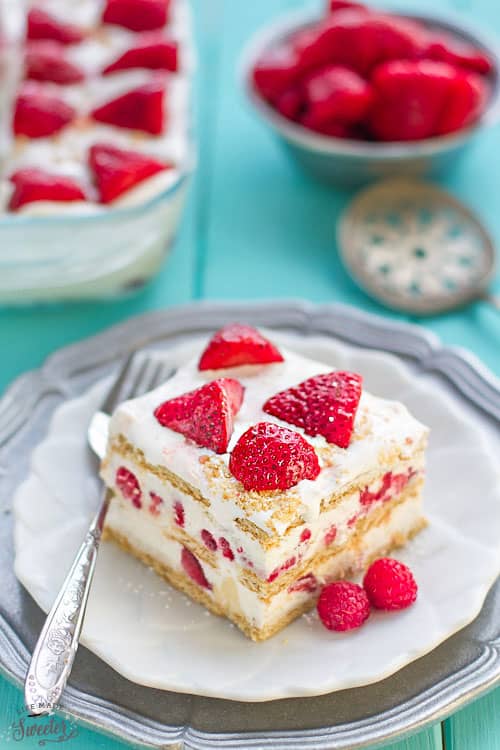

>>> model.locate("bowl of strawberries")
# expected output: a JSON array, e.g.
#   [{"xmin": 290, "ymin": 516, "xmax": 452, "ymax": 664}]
[{"xmin": 243, "ymin": 0, "xmax": 499, "ymax": 186}]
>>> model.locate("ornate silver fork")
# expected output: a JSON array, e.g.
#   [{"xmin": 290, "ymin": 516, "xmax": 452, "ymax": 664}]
[{"xmin": 24, "ymin": 351, "xmax": 173, "ymax": 717}]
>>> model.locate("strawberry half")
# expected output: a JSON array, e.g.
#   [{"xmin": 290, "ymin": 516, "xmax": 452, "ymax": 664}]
[
  {"xmin": 27, "ymin": 8, "xmax": 84, "ymax": 45},
  {"xmin": 103, "ymin": 33, "xmax": 178, "ymax": 75},
  {"xmin": 89, "ymin": 143, "xmax": 169, "ymax": 203},
  {"xmin": 102, "ymin": 0, "xmax": 170, "ymax": 32},
  {"xmin": 303, "ymin": 64, "xmax": 373, "ymax": 126},
  {"xmin": 90, "ymin": 81, "xmax": 165, "ymax": 134},
  {"xmin": 8, "ymin": 168, "xmax": 86, "ymax": 211},
  {"xmin": 436, "ymin": 71, "xmax": 488, "ymax": 136},
  {"xmin": 263, "ymin": 371, "xmax": 362, "ymax": 449},
  {"xmin": 229, "ymin": 422, "xmax": 320, "ymax": 491},
  {"xmin": 199, "ymin": 324, "xmax": 284, "ymax": 371},
  {"xmin": 13, "ymin": 84, "xmax": 75, "ymax": 137},
  {"xmin": 154, "ymin": 378, "xmax": 244, "ymax": 454},
  {"xmin": 25, "ymin": 41, "xmax": 85, "ymax": 85}
]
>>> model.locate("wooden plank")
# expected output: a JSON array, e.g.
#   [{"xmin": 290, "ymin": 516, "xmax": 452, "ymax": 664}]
[
  {"xmin": 380, "ymin": 725, "xmax": 443, "ymax": 750},
  {"xmin": 444, "ymin": 686, "xmax": 500, "ymax": 749}
]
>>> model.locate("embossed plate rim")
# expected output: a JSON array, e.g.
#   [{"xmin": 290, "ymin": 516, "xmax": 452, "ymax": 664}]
[{"xmin": 0, "ymin": 299, "xmax": 499, "ymax": 750}]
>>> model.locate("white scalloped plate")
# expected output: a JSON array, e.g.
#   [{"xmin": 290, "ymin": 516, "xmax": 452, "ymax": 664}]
[{"xmin": 12, "ymin": 333, "xmax": 500, "ymax": 701}]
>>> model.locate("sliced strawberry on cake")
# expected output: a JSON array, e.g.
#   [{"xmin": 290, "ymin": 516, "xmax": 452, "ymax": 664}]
[
  {"xmin": 25, "ymin": 42, "xmax": 85, "ymax": 85},
  {"xmin": 229, "ymin": 421, "xmax": 320, "ymax": 491},
  {"xmin": 102, "ymin": 33, "xmax": 178, "ymax": 75},
  {"xmin": 90, "ymin": 81, "xmax": 165, "ymax": 135},
  {"xmin": 8, "ymin": 168, "xmax": 86, "ymax": 211},
  {"xmin": 154, "ymin": 378, "xmax": 244, "ymax": 453},
  {"xmin": 198, "ymin": 324, "xmax": 284, "ymax": 370},
  {"xmin": 102, "ymin": 0, "xmax": 171, "ymax": 32},
  {"xmin": 89, "ymin": 143, "xmax": 171, "ymax": 203},
  {"xmin": 26, "ymin": 8, "xmax": 84, "ymax": 45},
  {"xmin": 263, "ymin": 371, "xmax": 362, "ymax": 448},
  {"xmin": 13, "ymin": 84, "xmax": 76, "ymax": 138}
]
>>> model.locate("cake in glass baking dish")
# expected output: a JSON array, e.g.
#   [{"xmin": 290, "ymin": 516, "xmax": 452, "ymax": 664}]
[
  {"xmin": 0, "ymin": 0, "xmax": 192, "ymax": 214},
  {"xmin": 100, "ymin": 325, "xmax": 428, "ymax": 641}
]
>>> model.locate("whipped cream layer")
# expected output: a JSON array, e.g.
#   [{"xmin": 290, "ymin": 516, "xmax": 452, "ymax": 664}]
[
  {"xmin": 0, "ymin": 0, "xmax": 193, "ymax": 214},
  {"xmin": 103, "ymin": 347, "xmax": 429, "ymax": 542}
]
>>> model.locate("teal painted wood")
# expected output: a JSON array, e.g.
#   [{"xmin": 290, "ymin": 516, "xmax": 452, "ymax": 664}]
[
  {"xmin": 0, "ymin": 0, "xmax": 499, "ymax": 748},
  {"xmin": 444, "ymin": 686, "xmax": 500, "ymax": 749}
]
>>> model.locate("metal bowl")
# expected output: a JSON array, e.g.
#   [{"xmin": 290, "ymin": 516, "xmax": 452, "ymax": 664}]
[{"xmin": 241, "ymin": 9, "xmax": 500, "ymax": 188}]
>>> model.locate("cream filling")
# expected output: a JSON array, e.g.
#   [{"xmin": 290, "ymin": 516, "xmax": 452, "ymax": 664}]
[
  {"xmin": 105, "ymin": 491, "xmax": 424, "ymax": 631},
  {"xmin": 105, "ymin": 347, "xmax": 429, "ymax": 538}
]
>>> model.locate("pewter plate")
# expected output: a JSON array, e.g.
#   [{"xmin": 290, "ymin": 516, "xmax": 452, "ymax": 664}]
[{"xmin": 1, "ymin": 301, "xmax": 499, "ymax": 749}]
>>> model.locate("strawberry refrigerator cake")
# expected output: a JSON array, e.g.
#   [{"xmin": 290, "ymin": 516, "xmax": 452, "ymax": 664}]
[
  {"xmin": 100, "ymin": 325, "xmax": 429, "ymax": 641},
  {"xmin": 0, "ymin": 0, "xmax": 191, "ymax": 214}
]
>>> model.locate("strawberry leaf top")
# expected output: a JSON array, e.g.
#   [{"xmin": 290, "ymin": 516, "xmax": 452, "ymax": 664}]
[
  {"xmin": 198, "ymin": 324, "xmax": 284, "ymax": 371},
  {"xmin": 263, "ymin": 371, "xmax": 362, "ymax": 449},
  {"xmin": 154, "ymin": 378, "xmax": 244, "ymax": 454}
]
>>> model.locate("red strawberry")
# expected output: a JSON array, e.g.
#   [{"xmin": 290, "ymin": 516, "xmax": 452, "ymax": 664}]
[
  {"xmin": 154, "ymin": 378, "xmax": 244, "ymax": 454},
  {"xmin": 102, "ymin": 0, "xmax": 170, "ymax": 32},
  {"xmin": 275, "ymin": 86, "xmax": 304, "ymax": 121},
  {"xmin": 27, "ymin": 7, "xmax": 84, "ymax": 45},
  {"xmin": 91, "ymin": 81, "xmax": 165, "ymax": 134},
  {"xmin": 263, "ymin": 371, "xmax": 362, "ymax": 449},
  {"xmin": 198, "ymin": 324, "xmax": 284, "ymax": 371},
  {"xmin": 13, "ymin": 85, "xmax": 75, "ymax": 137},
  {"xmin": 369, "ymin": 60, "xmax": 458, "ymax": 141},
  {"xmin": 328, "ymin": 0, "xmax": 367, "ymax": 12},
  {"xmin": 252, "ymin": 45, "xmax": 300, "ymax": 103},
  {"xmin": 181, "ymin": 547, "xmax": 211, "ymax": 589},
  {"xmin": 115, "ymin": 466, "xmax": 142, "ymax": 508},
  {"xmin": 423, "ymin": 32, "xmax": 493, "ymax": 75},
  {"xmin": 102, "ymin": 33, "xmax": 178, "ymax": 75},
  {"xmin": 299, "ymin": 116, "xmax": 354, "ymax": 137},
  {"xmin": 8, "ymin": 168, "xmax": 86, "ymax": 211},
  {"xmin": 229, "ymin": 422, "xmax": 320, "ymax": 492},
  {"xmin": 435, "ymin": 71, "xmax": 488, "ymax": 135},
  {"xmin": 89, "ymin": 143, "xmax": 169, "ymax": 203},
  {"xmin": 25, "ymin": 41, "xmax": 85, "ymax": 85},
  {"xmin": 304, "ymin": 64, "xmax": 373, "ymax": 126}
]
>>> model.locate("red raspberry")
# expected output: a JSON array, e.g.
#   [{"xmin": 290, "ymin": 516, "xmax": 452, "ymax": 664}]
[
  {"xmin": 218, "ymin": 537, "xmax": 235, "ymax": 561},
  {"xmin": 317, "ymin": 581, "xmax": 370, "ymax": 631},
  {"xmin": 324, "ymin": 524, "xmax": 337, "ymax": 546},
  {"xmin": 115, "ymin": 466, "xmax": 142, "ymax": 508},
  {"xmin": 300, "ymin": 528, "xmax": 311, "ymax": 543},
  {"xmin": 363, "ymin": 557, "xmax": 418, "ymax": 610},
  {"xmin": 201, "ymin": 529, "xmax": 217, "ymax": 551},
  {"xmin": 288, "ymin": 572, "xmax": 318, "ymax": 594},
  {"xmin": 173, "ymin": 501, "xmax": 185, "ymax": 527},
  {"xmin": 181, "ymin": 547, "xmax": 211, "ymax": 589},
  {"xmin": 148, "ymin": 491, "xmax": 163, "ymax": 516}
]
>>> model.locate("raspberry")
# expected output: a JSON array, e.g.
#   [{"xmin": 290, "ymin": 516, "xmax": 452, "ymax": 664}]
[
  {"xmin": 263, "ymin": 371, "xmax": 362, "ymax": 449},
  {"xmin": 154, "ymin": 378, "xmax": 244, "ymax": 454},
  {"xmin": 198, "ymin": 324, "xmax": 284, "ymax": 371},
  {"xmin": 218, "ymin": 537, "xmax": 234, "ymax": 561},
  {"xmin": 324, "ymin": 524, "xmax": 337, "ymax": 546},
  {"xmin": 173, "ymin": 501, "xmax": 184, "ymax": 527},
  {"xmin": 201, "ymin": 529, "xmax": 217, "ymax": 551},
  {"xmin": 229, "ymin": 422, "xmax": 320, "ymax": 491},
  {"xmin": 288, "ymin": 573, "xmax": 318, "ymax": 594},
  {"xmin": 148, "ymin": 492, "xmax": 163, "ymax": 516},
  {"xmin": 116, "ymin": 467, "xmax": 142, "ymax": 508},
  {"xmin": 363, "ymin": 558, "xmax": 418, "ymax": 610},
  {"xmin": 267, "ymin": 556, "xmax": 296, "ymax": 583},
  {"xmin": 181, "ymin": 547, "xmax": 211, "ymax": 589},
  {"xmin": 317, "ymin": 581, "xmax": 370, "ymax": 631},
  {"xmin": 300, "ymin": 528, "xmax": 311, "ymax": 543}
]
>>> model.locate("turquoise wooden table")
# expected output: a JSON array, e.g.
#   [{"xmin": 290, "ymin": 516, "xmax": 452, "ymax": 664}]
[{"xmin": 1, "ymin": 0, "xmax": 499, "ymax": 748}]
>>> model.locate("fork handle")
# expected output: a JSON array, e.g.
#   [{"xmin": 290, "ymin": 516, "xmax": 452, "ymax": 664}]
[{"xmin": 25, "ymin": 489, "xmax": 110, "ymax": 716}]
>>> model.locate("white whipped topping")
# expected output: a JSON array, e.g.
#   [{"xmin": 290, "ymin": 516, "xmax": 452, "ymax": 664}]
[{"xmin": 104, "ymin": 346, "xmax": 429, "ymax": 542}]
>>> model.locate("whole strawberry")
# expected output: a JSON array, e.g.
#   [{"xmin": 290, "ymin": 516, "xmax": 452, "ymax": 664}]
[
  {"xmin": 363, "ymin": 557, "xmax": 418, "ymax": 610},
  {"xmin": 317, "ymin": 581, "xmax": 370, "ymax": 631},
  {"xmin": 229, "ymin": 422, "xmax": 320, "ymax": 491}
]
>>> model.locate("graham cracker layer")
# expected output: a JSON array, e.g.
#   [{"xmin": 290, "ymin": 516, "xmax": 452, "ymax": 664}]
[{"xmin": 103, "ymin": 505, "xmax": 426, "ymax": 642}]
